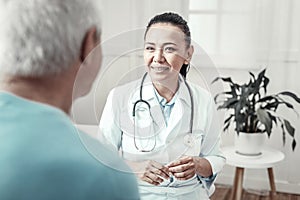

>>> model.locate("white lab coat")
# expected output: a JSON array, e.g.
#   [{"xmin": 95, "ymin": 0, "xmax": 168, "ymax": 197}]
[{"xmin": 99, "ymin": 75, "xmax": 225, "ymax": 200}]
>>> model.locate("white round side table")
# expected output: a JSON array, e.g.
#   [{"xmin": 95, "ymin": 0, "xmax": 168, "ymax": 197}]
[{"xmin": 222, "ymin": 146, "xmax": 285, "ymax": 200}]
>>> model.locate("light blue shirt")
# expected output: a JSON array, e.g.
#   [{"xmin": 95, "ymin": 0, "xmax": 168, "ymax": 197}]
[
  {"xmin": 153, "ymin": 88, "xmax": 178, "ymax": 126},
  {"xmin": 0, "ymin": 92, "xmax": 140, "ymax": 200}
]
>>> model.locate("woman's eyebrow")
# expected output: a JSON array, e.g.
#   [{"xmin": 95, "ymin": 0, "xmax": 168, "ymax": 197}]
[
  {"xmin": 144, "ymin": 42, "xmax": 178, "ymax": 46},
  {"xmin": 144, "ymin": 42, "xmax": 155, "ymax": 45},
  {"xmin": 163, "ymin": 42, "xmax": 177, "ymax": 46}
]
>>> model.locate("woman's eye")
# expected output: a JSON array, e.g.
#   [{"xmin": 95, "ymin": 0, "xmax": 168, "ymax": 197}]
[
  {"xmin": 164, "ymin": 47, "xmax": 176, "ymax": 53},
  {"xmin": 145, "ymin": 46, "xmax": 155, "ymax": 51}
]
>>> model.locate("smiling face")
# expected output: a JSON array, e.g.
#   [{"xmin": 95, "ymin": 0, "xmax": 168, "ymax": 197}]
[{"xmin": 144, "ymin": 23, "xmax": 193, "ymax": 86}]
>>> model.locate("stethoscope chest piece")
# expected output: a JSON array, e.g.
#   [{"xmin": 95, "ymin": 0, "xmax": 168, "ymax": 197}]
[{"xmin": 183, "ymin": 134, "xmax": 195, "ymax": 148}]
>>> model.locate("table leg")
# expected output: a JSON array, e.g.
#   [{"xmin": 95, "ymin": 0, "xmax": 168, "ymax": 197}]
[
  {"xmin": 267, "ymin": 167, "xmax": 277, "ymax": 199},
  {"xmin": 230, "ymin": 167, "xmax": 244, "ymax": 200}
]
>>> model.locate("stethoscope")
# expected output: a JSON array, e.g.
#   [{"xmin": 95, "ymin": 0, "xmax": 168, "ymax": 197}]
[{"xmin": 132, "ymin": 72, "xmax": 194, "ymax": 152}]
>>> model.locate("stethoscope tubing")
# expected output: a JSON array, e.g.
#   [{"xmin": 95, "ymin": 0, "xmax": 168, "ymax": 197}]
[{"xmin": 132, "ymin": 72, "xmax": 194, "ymax": 152}]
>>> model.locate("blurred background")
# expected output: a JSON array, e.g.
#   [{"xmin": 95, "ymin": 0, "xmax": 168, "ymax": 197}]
[{"xmin": 72, "ymin": 0, "xmax": 300, "ymax": 195}]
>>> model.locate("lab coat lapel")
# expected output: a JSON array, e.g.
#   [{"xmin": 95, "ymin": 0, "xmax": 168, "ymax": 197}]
[
  {"xmin": 143, "ymin": 84, "xmax": 166, "ymax": 131},
  {"xmin": 165, "ymin": 80, "xmax": 192, "ymax": 142}
]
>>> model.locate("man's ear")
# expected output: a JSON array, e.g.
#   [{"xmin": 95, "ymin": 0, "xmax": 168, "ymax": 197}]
[{"xmin": 80, "ymin": 26, "xmax": 99, "ymax": 62}]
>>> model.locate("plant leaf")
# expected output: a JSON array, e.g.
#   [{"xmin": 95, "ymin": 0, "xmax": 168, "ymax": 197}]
[
  {"xmin": 217, "ymin": 98, "xmax": 238, "ymax": 110},
  {"xmin": 263, "ymin": 77, "xmax": 270, "ymax": 94},
  {"xmin": 223, "ymin": 122, "xmax": 231, "ymax": 132},
  {"xmin": 214, "ymin": 91, "xmax": 233, "ymax": 103},
  {"xmin": 270, "ymin": 114, "xmax": 277, "ymax": 126},
  {"xmin": 230, "ymin": 85, "xmax": 239, "ymax": 98},
  {"xmin": 257, "ymin": 95, "xmax": 275, "ymax": 103},
  {"xmin": 211, "ymin": 77, "xmax": 234, "ymax": 85},
  {"xmin": 223, "ymin": 115, "xmax": 234, "ymax": 132},
  {"xmin": 257, "ymin": 68, "xmax": 266, "ymax": 81},
  {"xmin": 264, "ymin": 102, "xmax": 279, "ymax": 111},
  {"xmin": 292, "ymin": 139, "xmax": 296, "ymax": 151},
  {"xmin": 279, "ymin": 101, "xmax": 294, "ymax": 109},
  {"xmin": 280, "ymin": 123, "xmax": 286, "ymax": 145},
  {"xmin": 256, "ymin": 108, "xmax": 272, "ymax": 135},
  {"xmin": 279, "ymin": 91, "xmax": 300, "ymax": 104},
  {"xmin": 284, "ymin": 119, "xmax": 295, "ymax": 137},
  {"xmin": 249, "ymin": 71, "xmax": 255, "ymax": 80},
  {"xmin": 255, "ymin": 68, "xmax": 266, "ymax": 89},
  {"xmin": 224, "ymin": 114, "xmax": 234, "ymax": 124}
]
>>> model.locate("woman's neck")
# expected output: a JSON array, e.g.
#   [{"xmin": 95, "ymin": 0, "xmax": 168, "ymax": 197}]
[{"xmin": 153, "ymin": 78, "xmax": 179, "ymax": 102}]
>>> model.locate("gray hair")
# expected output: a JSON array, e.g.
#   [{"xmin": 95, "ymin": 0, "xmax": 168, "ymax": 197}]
[{"xmin": 0, "ymin": 0, "xmax": 102, "ymax": 76}]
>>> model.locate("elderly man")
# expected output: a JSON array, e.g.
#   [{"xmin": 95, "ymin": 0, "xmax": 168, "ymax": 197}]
[{"xmin": 0, "ymin": 0, "xmax": 140, "ymax": 199}]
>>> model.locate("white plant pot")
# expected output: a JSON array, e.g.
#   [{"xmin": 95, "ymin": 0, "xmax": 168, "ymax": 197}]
[{"xmin": 234, "ymin": 132, "xmax": 266, "ymax": 156}]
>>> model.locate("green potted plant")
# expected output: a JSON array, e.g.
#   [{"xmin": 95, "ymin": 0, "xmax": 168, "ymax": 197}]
[{"xmin": 212, "ymin": 69, "xmax": 300, "ymax": 155}]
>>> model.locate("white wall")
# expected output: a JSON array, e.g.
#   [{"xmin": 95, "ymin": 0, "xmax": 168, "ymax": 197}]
[
  {"xmin": 71, "ymin": 0, "xmax": 300, "ymax": 194},
  {"xmin": 213, "ymin": 0, "xmax": 300, "ymax": 194}
]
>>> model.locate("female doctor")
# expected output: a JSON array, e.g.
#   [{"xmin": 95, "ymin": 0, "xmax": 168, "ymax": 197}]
[{"xmin": 99, "ymin": 12, "xmax": 225, "ymax": 199}]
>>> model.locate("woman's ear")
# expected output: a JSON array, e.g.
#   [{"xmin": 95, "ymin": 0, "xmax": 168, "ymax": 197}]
[
  {"xmin": 80, "ymin": 26, "xmax": 100, "ymax": 63},
  {"xmin": 184, "ymin": 45, "xmax": 194, "ymax": 64}
]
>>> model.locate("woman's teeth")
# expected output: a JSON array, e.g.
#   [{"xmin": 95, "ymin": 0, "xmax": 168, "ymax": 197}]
[{"xmin": 151, "ymin": 66, "xmax": 169, "ymax": 72}]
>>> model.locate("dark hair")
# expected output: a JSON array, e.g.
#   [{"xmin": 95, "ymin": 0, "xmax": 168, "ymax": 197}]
[{"xmin": 144, "ymin": 12, "xmax": 191, "ymax": 78}]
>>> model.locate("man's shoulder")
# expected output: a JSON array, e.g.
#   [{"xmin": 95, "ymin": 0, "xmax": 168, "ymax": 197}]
[{"xmin": 0, "ymin": 123, "xmax": 140, "ymax": 200}]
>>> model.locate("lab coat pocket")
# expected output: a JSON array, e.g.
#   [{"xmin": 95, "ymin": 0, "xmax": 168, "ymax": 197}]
[{"xmin": 184, "ymin": 129, "xmax": 204, "ymax": 156}]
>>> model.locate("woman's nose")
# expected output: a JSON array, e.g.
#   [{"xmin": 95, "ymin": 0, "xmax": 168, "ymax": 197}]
[{"xmin": 153, "ymin": 49, "xmax": 165, "ymax": 63}]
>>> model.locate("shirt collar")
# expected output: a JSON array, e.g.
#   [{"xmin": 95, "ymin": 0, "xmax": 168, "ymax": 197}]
[
  {"xmin": 153, "ymin": 87, "xmax": 177, "ymax": 107},
  {"xmin": 131, "ymin": 74, "xmax": 192, "ymax": 106},
  {"xmin": 152, "ymin": 76, "xmax": 192, "ymax": 107}
]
